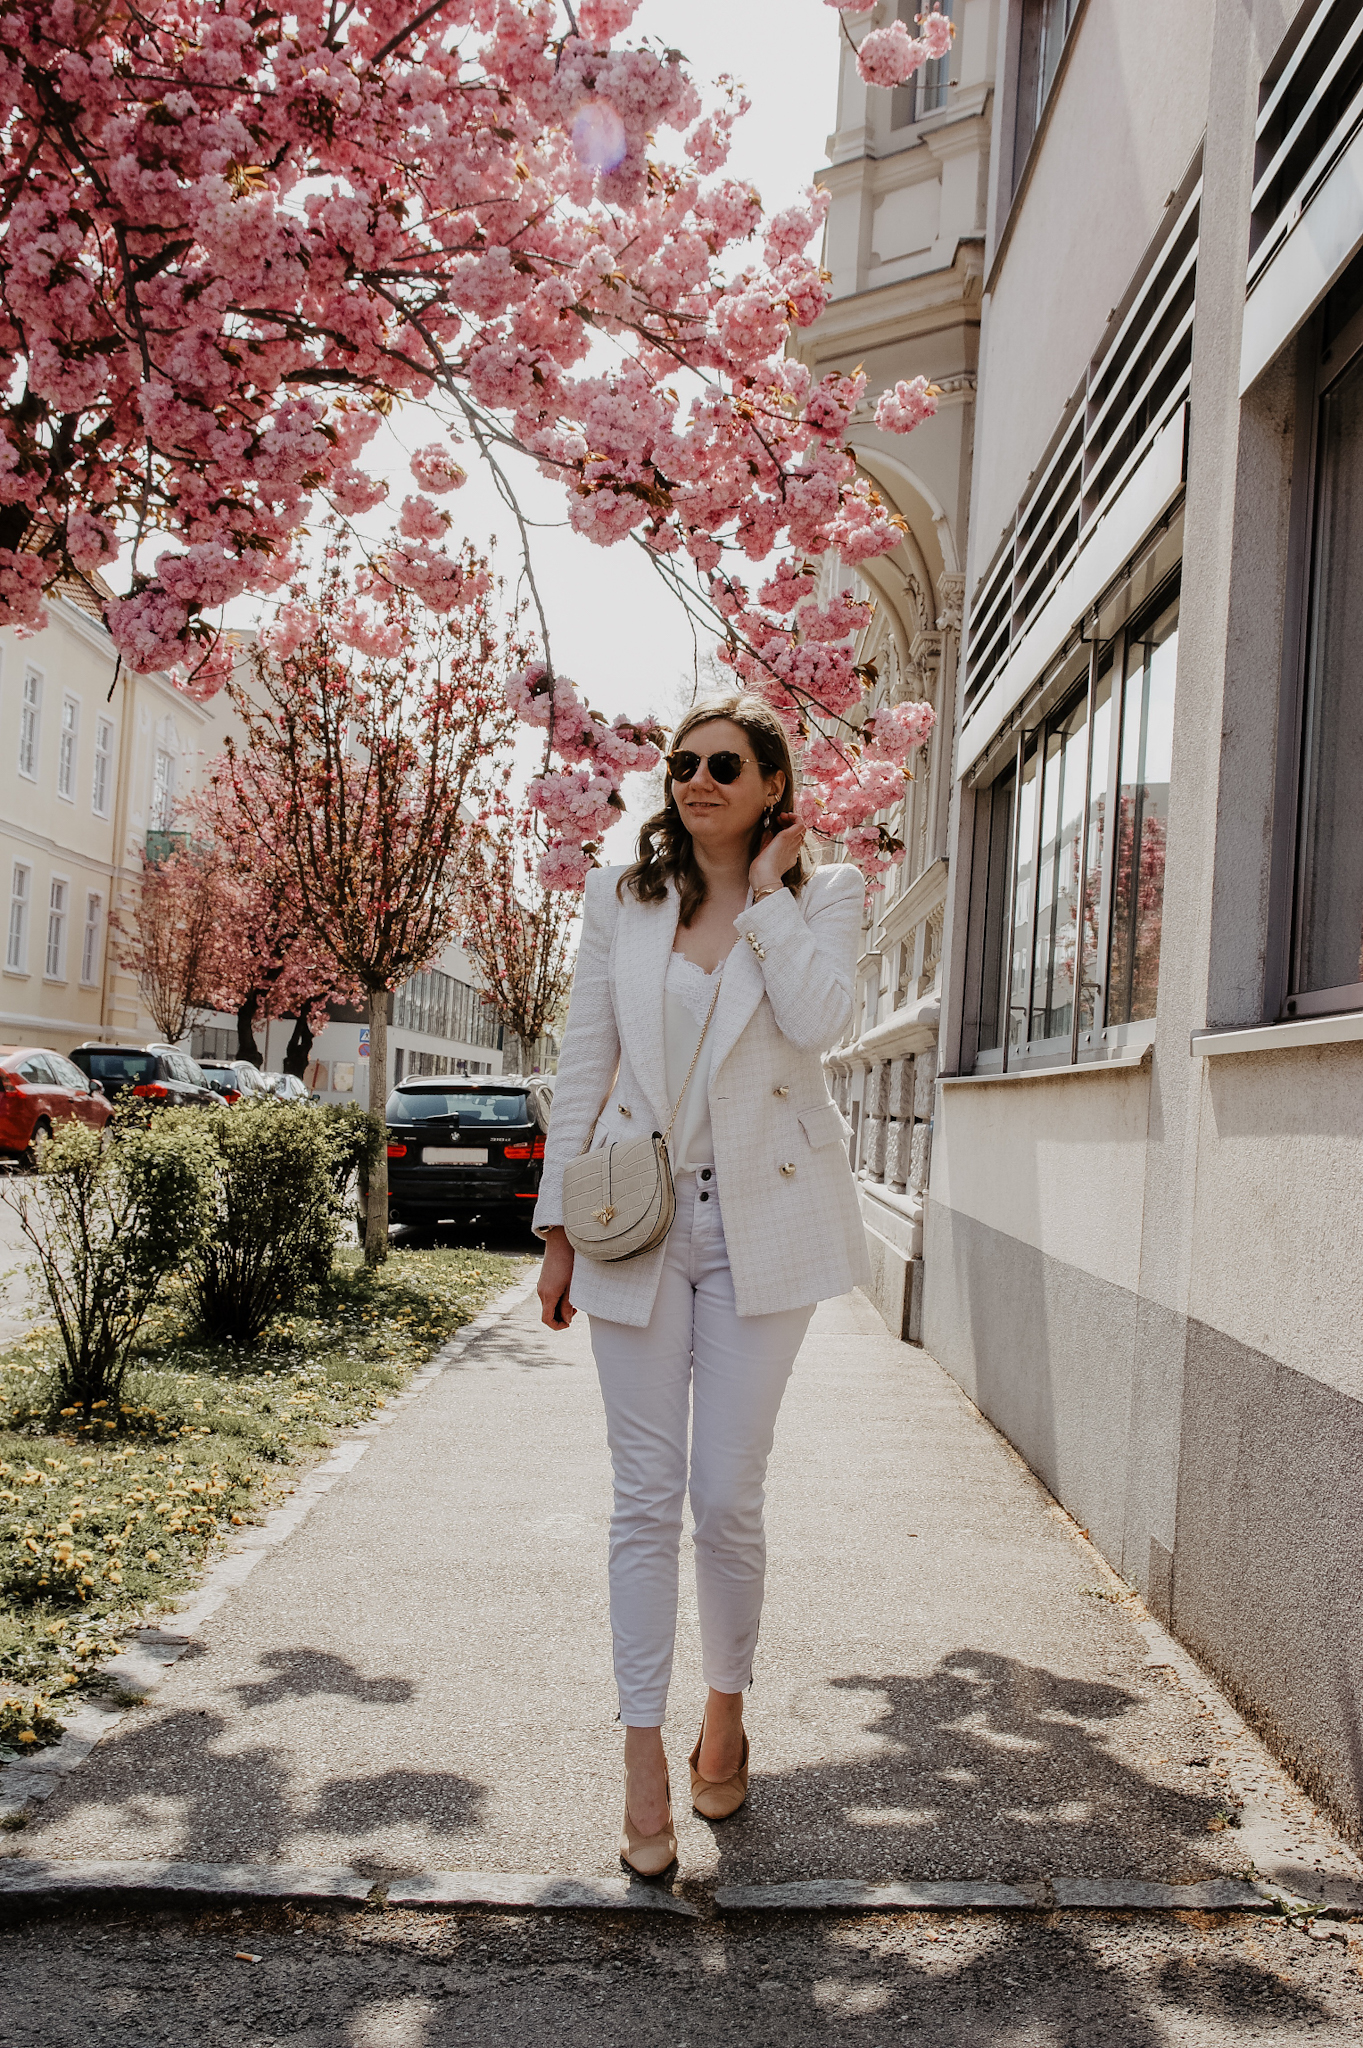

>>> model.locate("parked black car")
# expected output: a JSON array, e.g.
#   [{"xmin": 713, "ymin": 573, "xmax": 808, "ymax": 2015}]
[
  {"xmin": 384, "ymin": 1080, "xmax": 546, "ymax": 1228},
  {"xmin": 68, "ymin": 1043, "xmax": 220, "ymax": 1109},
  {"xmin": 198, "ymin": 1059, "xmax": 274, "ymax": 1104}
]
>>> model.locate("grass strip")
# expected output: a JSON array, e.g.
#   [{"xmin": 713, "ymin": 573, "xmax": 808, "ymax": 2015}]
[{"xmin": 0, "ymin": 1244, "xmax": 525, "ymax": 1760}]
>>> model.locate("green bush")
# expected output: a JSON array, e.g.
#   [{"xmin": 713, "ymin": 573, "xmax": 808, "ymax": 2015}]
[
  {"xmin": 321, "ymin": 1101, "xmax": 385, "ymax": 1209},
  {"xmin": 187, "ymin": 1100, "xmax": 340, "ymax": 1348},
  {"xmin": 5, "ymin": 1111, "xmax": 212, "ymax": 1422}
]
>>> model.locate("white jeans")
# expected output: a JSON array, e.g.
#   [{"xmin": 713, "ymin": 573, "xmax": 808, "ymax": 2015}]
[{"xmin": 588, "ymin": 1171, "xmax": 813, "ymax": 1726}]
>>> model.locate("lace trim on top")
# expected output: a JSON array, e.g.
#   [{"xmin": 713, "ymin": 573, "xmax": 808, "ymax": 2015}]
[{"xmin": 666, "ymin": 950, "xmax": 724, "ymax": 1026}]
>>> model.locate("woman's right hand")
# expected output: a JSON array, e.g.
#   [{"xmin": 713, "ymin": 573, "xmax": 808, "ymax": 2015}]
[{"xmin": 537, "ymin": 1226, "xmax": 577, "ymax": 1331}]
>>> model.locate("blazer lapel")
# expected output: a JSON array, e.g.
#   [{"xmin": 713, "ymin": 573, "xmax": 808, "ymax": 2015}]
[
  {"xmin": 615, "ymin": 880, "xmax": 679, "ymax": 1127},
  {"xmin": 707, "ymin": 934, "xmax": 766, "ymax": 1081}
]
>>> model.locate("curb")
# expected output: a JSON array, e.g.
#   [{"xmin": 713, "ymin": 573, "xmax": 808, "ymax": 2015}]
[
  {"xmin": 0, "ymin": 1271, "xmax": 540, "ymax": 1829},
  {"xmin": 711, "ymin": 1877, "xmax": 1350, "ymax": 1915},
  {"xmin": 0, "ymin": 1857, "xmax": 1354, "ymax": 1924},
  {"xmin": 0, "ymin": 1857, "xmax": 696, "ymax": 1917}
]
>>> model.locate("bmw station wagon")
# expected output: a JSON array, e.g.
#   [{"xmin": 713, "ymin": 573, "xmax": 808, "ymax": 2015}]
[{"xmin": 384, "ymin": 1080, "xmax": 546, "ymax": 1229}]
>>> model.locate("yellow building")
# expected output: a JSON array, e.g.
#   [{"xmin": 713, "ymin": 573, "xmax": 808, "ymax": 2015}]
[{"xmin": 0, "ymin": 589, "xmax": 239, "ymax": 1056}]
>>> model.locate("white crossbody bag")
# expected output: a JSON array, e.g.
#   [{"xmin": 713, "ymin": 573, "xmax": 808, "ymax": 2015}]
[{"xmin": 562, "ymin": 974, "xmax": 723, "ymax": 1263}]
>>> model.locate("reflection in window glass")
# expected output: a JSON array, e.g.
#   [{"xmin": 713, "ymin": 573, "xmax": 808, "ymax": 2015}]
[
  {"xmin": 975, "ymin": 768, "xmax": 1016, "ymax": 1054},
  {"xmin": 1078, "ymin": 674, "xmax": 1112, "ymax": 1031},
  {"xmin": 1007, "ymin": 747, "xmax": 1038, "ymax": 1053},
  {"xmin": 1108, "ymin": 606, "xmax": 1177, "ymax": 1026},
  {"xmin": 1013, "ymin": 0, "xmax": 1081, "ymax": 187},
  {"xmin": 1297, "ymin": 349, "xmax": 1363, "ymax": 999},
  {"xmin": 1030, "ymin": 694, "xmax": 1089, "ymax": 1042}
]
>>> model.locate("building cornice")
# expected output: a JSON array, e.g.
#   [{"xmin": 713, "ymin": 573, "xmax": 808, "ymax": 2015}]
[
  {"xmin": 794, "ymin": 245, "xmax": 985, "ymax": 359},
  {"xmin": 823, "ymin": 89, "xmax": 993, "ymax": 172}
]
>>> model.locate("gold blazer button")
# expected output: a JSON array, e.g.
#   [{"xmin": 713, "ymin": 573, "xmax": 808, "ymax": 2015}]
[
  {"xmin": 618, "ymin": 1104, "xmax": 632, "ymax": 1116},
  {"xmin": 779, "ymin": 1161, "xmax": 796, "ymax": 1177},
  {"xmin": 773, "ymin": 1085, "xmax": 789, "ymax": 1097}
]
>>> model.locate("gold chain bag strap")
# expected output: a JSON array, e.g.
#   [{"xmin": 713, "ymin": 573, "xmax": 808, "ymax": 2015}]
[{"xmin": 562, "ymin": 972, "xmax": 723, "ymax": 1263}]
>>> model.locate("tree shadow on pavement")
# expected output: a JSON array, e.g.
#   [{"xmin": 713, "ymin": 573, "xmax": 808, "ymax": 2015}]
[
  {"xmin": 17, "ymin": 1685, "xmax": 488, "ymax": 1869},
  {"xmin": 298, "ymin": 1906, "xmax": 1347, "ymax": 2048},
  {"xmin": 229, "ymin": 1648, "xmax": 416, "ymax": 1711},
  {"xmin": 707, "ymin": 1649, "xmax": 1235, "ymax": 1887}
]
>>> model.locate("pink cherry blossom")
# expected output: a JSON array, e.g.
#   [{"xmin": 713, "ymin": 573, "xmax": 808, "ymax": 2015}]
[
  {"xmin": 0, "ymin": 0, "xmax": 940, "ymax": 879},
  {"xmin": 919, "ymin": 9, "xmax": 955, "ymax": 60},
  {"xmin": 409, "ymin": 444, "xmax": 467, "ymax": 495},
  {"xmin": 875, "ymin": 376, "xmax": 939, "ymax": 435},
  {"xmin": 857, "ymin": 21, "xmax": 930, "ymax": 88}
]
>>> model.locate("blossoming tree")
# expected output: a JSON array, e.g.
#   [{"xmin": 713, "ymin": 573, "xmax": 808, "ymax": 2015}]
[
  {"xmin": 455, "ymin": 804, "xmax": 578, "ymax": 1067},
  {"xmin": 115, "ymin": 846, "xmax": 231, "ymax": 1045},
  {"xmin": 190, "ymin": 781, "xmax": 363, "ymax": 1071},
  {"xmin": 217, "ymin": 541, "xmax": 524, "ymax": 1263},
  {"xmin": 0, "ymin": 0, "xmax": 949, "ymax": 875}
]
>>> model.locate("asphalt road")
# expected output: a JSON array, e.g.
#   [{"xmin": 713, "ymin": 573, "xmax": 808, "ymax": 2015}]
[{"xmin": 2, "ymin": 1900, "xmax": 1362, "ymax": 2046}]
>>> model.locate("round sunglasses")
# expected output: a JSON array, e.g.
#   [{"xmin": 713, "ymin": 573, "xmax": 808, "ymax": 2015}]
[{"xmin": 666, "ymin": 748, "xmax": 761, "ymax": 785}]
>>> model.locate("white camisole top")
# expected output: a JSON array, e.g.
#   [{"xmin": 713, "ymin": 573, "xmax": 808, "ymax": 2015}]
[{"xmin": 663, "ymin": 952, "xmax": 722, "ymax": 1173}]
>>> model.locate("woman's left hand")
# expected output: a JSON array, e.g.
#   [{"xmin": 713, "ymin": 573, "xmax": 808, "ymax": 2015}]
[{"xmin": 750, "ymin": 813, "xmax": 805, "ymax": 896}]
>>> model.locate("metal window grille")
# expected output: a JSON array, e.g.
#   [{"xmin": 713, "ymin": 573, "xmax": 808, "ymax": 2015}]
[
  {"xmin": 1249, "ymin": 0, "xmax": 1363, "ymax": 287},
  {"xmin": 962, "ymin": 170, "xmax": 1199, "ymax": 719}
]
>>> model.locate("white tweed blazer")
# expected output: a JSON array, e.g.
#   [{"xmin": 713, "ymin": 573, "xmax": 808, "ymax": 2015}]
[{"xmin": 533, "ymin": 861, "xmax": 872, "ymax": 1326}]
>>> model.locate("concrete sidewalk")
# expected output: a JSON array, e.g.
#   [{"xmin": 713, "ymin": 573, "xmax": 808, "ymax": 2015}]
[{"xmin": 8, "ymin": 1282, "xmax": 1359, "ymax": 1898}]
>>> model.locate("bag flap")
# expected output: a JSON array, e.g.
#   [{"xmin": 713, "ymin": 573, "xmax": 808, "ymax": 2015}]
[{"xmin": 798, "ymin": 1103, "xmax": 846, "ymax": 1150}]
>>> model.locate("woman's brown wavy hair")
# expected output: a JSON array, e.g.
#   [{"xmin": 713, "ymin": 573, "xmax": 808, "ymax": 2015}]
[{"xmin": 618, "ymin": 692, "xmax": 806, "ymax": 928}]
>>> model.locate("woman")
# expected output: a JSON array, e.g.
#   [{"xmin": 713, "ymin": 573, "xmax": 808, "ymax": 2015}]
[{"xmin": 534, "ymin": 692, "xmax": 869, "ymax": 1875}]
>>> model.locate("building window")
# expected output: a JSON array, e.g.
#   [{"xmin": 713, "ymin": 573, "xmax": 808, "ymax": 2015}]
[
  {"xmin": 1285, "ymin": 283, "xmax": 1363, "ymax": 1015},
  {"xmin": 151, "ymin": 747, "xmax": 174, "ymax": 829},
  {"xmin": 891, "ymin": 0, "xmax": 953, "ymax": 128},
  {"xmin": 1013, "ymin": 0, "xmax": 1081, "ymax": 188},
  {"xmin": 46, "ymin": 877, "xmax": 68, "ymax": 979},
  {"xmin": 17, "ymin": 667, "xmax": 41, "ymax": 780},
  {"xmin": 92, "ymin": 716, "xmax": 113, "ymax": 816},
  {"xmin": 81, "ymin": 892, "xmax": 103, "ymax": 985},
  {"xmin": 971, "ymin": 585, "xmax": 1178, "ymax": 1067},
  {"xmin": 57, "ymin": 695, "xmax": 79, "ymax": 799},
  {"xmin": 6, "ymin": 862, "xmax": 30, "ymax": 971},
  {"xmin": 393, "ymin": 967, "xmax": 501, "ymax": 1049}
]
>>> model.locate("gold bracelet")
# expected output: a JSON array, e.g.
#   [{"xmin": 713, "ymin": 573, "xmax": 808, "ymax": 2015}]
[{"xmin": 751, "ymin": 884, "xmax": 783, "ymax": 904}]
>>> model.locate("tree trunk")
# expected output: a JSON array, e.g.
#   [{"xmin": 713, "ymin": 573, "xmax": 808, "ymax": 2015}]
[
  {"xmin": 363, "ymin": 988, "xmax": 389, "ymax": 1268},
  {"xmin": 283, "ymin": 1009, "xmax": 315, "ymax": 1079},
  {"xmin": 236, "ymin": 990, "xmax": 262, "ymax": 1066}
]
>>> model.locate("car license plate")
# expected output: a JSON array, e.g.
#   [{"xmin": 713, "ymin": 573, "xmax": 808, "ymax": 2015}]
[{"xmin": 421, "ymin": 1146, "xmax": 488, "ymax": 1165}]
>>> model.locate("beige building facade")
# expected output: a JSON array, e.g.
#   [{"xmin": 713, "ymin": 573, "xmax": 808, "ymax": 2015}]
[
  {"xmin": 796, "ymin": 0, "xmax": 995, "ymax": 1338},
  {"xmin": 0, "ymin": 592, "xmax": 232, "ymax": 1057}
]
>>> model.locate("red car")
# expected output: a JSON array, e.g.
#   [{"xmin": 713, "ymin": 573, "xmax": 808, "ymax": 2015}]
[{"xmin": 0, "ymin": 1046, "xmax": 113, "ymax": 1170}]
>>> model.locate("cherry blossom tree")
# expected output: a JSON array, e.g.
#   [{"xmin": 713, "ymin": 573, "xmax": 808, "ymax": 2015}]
[
  {"xmin": 217, "ymin": 538, "xmax": 524, "ymax": 1264},
  {"xmin": 190, "ymin": 781, "xmax": 363, "ymax": 1071},
  {"xmin": 115, "ymin": 846, "xmax": 231, "ymax": 1045},
  {"xmin": 456, "ymin": 805, "xmax": 577, "ymax": 1068},
  {"xmin": 0, "ymin": 0, "xmax": 946, "ymax": 855}
]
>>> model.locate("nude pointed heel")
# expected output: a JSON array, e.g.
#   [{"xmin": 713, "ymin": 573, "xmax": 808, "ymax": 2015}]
[
  {"xmin": 620, "ymin": 1766, "xmax": 678, "ymax": 1877},
  {"xmin": 689, "ymin": 1720, "xmax": 750, "ymax": 1820}
]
